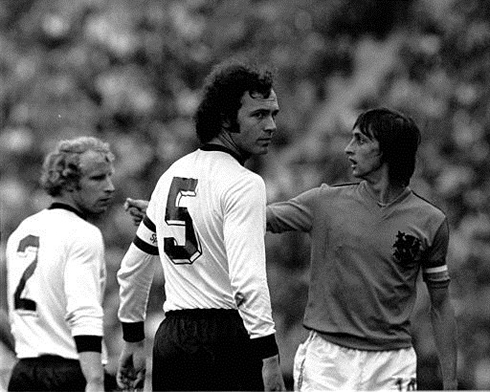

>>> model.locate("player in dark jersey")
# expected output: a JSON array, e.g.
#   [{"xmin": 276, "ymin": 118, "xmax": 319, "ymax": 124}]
[
  {"xmin": 6, "ymin": 137, "xmax": 115, "ymax": 391},
  {"xmin": 116, "ymin": 58, "xmax": 285, "ymax": 391},
  {"xmin": 267, "ymin": 108, "xmax": 458, "ymax": 390}
]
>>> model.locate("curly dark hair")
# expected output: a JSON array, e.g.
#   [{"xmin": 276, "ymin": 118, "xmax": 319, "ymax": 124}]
[
  {"xmin": 194, "ymin": 58, "xmax": 276, "ymax": 144},
  {"xmin": 40, "ymin": 136, "xmax": 114, "ymax": 196},
  {"xmin": 353, "ymin": 107, "xmax": 421, "ymax": 186}
]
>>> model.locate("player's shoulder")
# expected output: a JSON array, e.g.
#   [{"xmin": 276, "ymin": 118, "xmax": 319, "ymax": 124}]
[
  {"xmin": 318, "ymin": 181, "xmax": 360, "ymax": 195},
  {"xmin": 292, "ymin": 181, "xmax": 358, "ymax": 205},
  {"xmin": 46, "ymin": 208, "xmax": 103, "ymax": 241},
  {"xmin": 6, "ymin": 209, "xmax": 102, "ymax": 253},
  {"xmin": 410, "ymin": 190, "xmax": 447, "ymax": 219},
  {"xmin": 154, "ymin": 150, "xmax": 199, "ymax": 182},
  {"xmin": 231, "ymin": 166, "xmax": 264, "ymax": 189},
  {"xmin": 202, "ymin": 149, "xmax": 263, "ymax": 186},
  {"xmin": 63, "ymin": 219, "xmax": 104, "ymax": 252},
  {"xmin": 216, "ymin": 165, "xmax": 265, "ymax": 205},
  {"xmin": 330, "ymin": 181, "xmax": 360, "ymax": 188},
  {"xmin": 7, "ymin": 209, "xmax": 49, "ymax": 238}
]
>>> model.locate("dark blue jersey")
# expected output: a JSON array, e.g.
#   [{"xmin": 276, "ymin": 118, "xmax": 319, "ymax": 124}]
[{"xmin": 267, "ymin": 181, "xmax": 450, "ymax": 350}]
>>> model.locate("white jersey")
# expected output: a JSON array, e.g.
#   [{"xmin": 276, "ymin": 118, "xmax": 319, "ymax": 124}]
[
  {"xmin": 118, "ymin": 146, "xmax": 276, "ymax": 339},
  {"xmin": 6, "ymin": 204, "xmax": 106, "ymax": 359}
]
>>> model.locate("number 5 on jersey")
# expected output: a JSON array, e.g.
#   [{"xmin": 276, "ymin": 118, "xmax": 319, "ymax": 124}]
[{"xmin": 164, "ymin": 177, "xmax": 202, "ymax": 264}]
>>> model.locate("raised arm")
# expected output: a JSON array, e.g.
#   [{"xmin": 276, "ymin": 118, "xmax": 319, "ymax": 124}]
[
  {"xmin": 124, "ymin": 198, "xmax": 149, "ymax": 226},
  {"xmin": 266, "ymin": 188, "xmax": 317, "ymax": 234}
]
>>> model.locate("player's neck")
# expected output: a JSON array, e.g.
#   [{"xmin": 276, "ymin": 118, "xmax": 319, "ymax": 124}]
[
  {"xmin": 364, "ymin": 176, "xmax": 406, "ymax": 206},
  {"xmin": 209, "ymin": 132, "xmax": 251, "ymax": 162},
  {"xmin": 52, "ymin": 195, "xmax": 84, "ymax": 216}
]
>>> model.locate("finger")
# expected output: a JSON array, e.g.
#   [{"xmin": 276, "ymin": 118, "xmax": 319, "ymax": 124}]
[
  {"xmin": 117, "ymin": 370, "xmax": 132, "ymax": 390},
  {"xmin": 124, "ymin": 198, "xmax": 135, "ymax": 211},
  {"xmin": 127, "ymin": 211, "xmax": 143, "ymax": 226},
  {"xmin": 116, "ymin": 375, "xmax": 128, "ymax": 390},
  {"xmin": 133, "ymin": 371, "xmax": 146, "ymax": 390},
  {"xmin": 127, "ymin": 207, "xmax": 141, "ymax": 217},
  {"xmin": 133, "ymin": 200, "xmax": 148, "ymax": 209}
]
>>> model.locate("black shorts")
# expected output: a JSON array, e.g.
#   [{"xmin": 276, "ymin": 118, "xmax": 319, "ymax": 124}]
[
  {"xmin": 152, "ymin": 309, "xmax": 264, "ymax": 391},
  {"xmin": 7, "ymin": 355, "xmax": 117, "ymax": 391}
]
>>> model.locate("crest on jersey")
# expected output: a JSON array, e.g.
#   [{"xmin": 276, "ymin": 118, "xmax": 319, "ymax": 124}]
[{"xmin": 393, "ymin": 231, "xmax": 421, "ymax": 264}]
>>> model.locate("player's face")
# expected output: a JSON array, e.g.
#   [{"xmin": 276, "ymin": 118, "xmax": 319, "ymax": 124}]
[
  {"xmin": 71, "ymin": 150, "xmax": 115, "ymax": 215},
  {"xmin": 233, "ymin": 89, "xmax": 279, "ymax": 156},
  {"xmin": 344, "ymin": 127, "xmax": 383, "ymax": 180}
]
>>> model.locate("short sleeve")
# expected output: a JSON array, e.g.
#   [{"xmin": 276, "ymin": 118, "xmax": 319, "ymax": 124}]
[
  {"xmin": 266, "ymin": 187, "xmax": 318, "ymax": 233},
  {"xmin": 422, "ymin": 218, "xmax": 450, "ymax": 288}
]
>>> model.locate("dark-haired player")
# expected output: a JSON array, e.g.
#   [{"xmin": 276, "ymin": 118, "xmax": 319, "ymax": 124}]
[
  {"xmin": 267, "ymin": 108, "xmax": 458, "ymax": 390},
  {"xmin": 116, "ymin": 58, "xmax": 285, "ymax": 391}
]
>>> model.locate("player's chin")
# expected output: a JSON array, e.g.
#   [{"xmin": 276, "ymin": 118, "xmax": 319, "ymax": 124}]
[
  {"xmin": 92, "ymin": 202, "xmax": 111, "ymax": 214},
  {"xmin": 350, "ymin": 168, "xmax": 361, "ymax": 178},
  {"xmin": 255, "ymin": 144, "xmax": 271, "ymax": 155}
]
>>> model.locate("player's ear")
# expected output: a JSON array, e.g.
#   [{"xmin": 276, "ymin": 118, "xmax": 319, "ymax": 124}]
[
  {"xmin": 222, "ymin": 117, "xmax": 240, "ymax": 133},
  {"xmin": 222, "ymin": 116, "xmax": 232, "ymax": 130}
]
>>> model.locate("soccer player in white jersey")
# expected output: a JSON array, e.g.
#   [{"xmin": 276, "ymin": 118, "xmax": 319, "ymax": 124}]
[
  {"xmin": 6, "ymin": 137, "xmax": 115, "ymax": 391},
  {"xmin": 267, "ymin": 108, "xmax": 458, "ymax": 390},
  {"xmin": 116, "ymin": 58, "xmax": 285, "ymax": 391}
]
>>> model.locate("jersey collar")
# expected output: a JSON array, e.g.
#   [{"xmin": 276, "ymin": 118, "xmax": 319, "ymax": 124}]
[
  {"xmin": 200, "ymin": 144, "xmax": 246, "ymax": 166},
  {"xmin": 359, "ymin": 181, "xmax": 412, "ymax": 210},
  {"xmin": 48, "ymin": 202, "xmax": 88, "ymax": 221}
]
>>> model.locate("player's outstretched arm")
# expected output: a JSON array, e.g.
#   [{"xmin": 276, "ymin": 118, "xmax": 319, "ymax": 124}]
[
  {"xmin": 428, "ymin": 285, "xmax": 458, "ymax": 390},
  {"xmin": 124, "ymin": 198, "xmax": 149, "ymax": 226},
  {"xmin": 117, "ymin": 340, "xmax": 146, "ymax": 391},
  {"xmin": 262, "ymin": 354, "xmax": 286, "ymax": 391}
]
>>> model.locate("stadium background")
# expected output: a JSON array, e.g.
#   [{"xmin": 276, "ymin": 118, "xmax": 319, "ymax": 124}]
[{"xmin": 0, "ymin": 0, "xmax": 489, "ymax": 389}]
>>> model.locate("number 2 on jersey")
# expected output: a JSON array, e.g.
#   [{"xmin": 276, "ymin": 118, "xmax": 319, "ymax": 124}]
[
  {"xmin": 14, "ymin": 235, "xmax": 39, "ymax": 312},
  {"xmin": 164, "ymin": 177, "xmax": 202, "ymax": 264}
]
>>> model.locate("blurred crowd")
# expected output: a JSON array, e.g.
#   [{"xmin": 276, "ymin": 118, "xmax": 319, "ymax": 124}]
[{"xmin": 1, "ymin": 0, "xmax": 490, "ymax": 389}]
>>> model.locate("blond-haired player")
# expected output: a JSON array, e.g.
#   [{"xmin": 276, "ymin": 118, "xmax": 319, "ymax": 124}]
[{"xmin": 6, "ymin": 137, "xmax": 115, "ymax": 391}]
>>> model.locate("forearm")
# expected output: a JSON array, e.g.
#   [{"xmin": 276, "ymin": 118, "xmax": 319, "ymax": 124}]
[
  {"xmin": 79, "ymin": 351, "xmax": 104, "ymax": 391},
  {"xmin": 117, "ymin": 244, "xmax": 157, "ymax": 323},
  {"xmin": 74, "ymin": 335, "xmax": 104, "ymax": 390},
  {"xmin": 430, "ymin": 295, "xmax": 458, "ymax": 389},
  {"xmin": 262, "ymin": 354, "xmax": 285, "ymax": 391}
]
